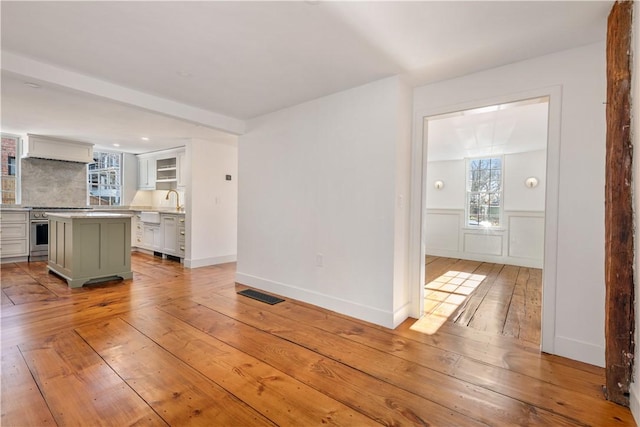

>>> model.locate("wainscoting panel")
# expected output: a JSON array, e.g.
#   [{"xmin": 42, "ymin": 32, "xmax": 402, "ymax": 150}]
[
  {"xmin": 508, "ymin": 213, "xmax": 545, "ymax": 262},
  {"xmin": 424, "ymin": 210, "xmax": 461, "ymax": 253},
  {"xmin": 463, "ymin": 232, "xmax": 503, "ymax": 256},
  {"xmin": 425, "ymin": 209, "xmax": 544, "ymax": 268}
]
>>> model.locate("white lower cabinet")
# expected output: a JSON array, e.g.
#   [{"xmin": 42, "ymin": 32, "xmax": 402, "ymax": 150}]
[
  {"xmin": 142, "ymin": 223, "xmax": 161, "ymax": 251},
  {"xmin": 0, "ymin": 210, "xmax": 29, "ymax": 261},
  {"xmin": 132, "ymin": 213, "xmax": 142, "ymax": 247},
  {"xmin": 178, "ymin": 216, "xmax": 185, "ymax": 257},
  {"xmin": 134, "ymin": 212, "xmax": 184, "ymax": 260},
  {"xmin": 161, "ymin": 214, "xmax": 178, "ymax": 255}
]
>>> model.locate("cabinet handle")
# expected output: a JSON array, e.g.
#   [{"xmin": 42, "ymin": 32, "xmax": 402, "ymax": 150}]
[
  {"xmin": 180, "ymin": 246, "xmax": 185, "ymax": 251},
  {"xmin": 179, "ymin": 218, "xmax": 185, "ymax": 223},
  {"xmin": 180, "ymin": 231, "xmax": 185, "ymax": 235}
]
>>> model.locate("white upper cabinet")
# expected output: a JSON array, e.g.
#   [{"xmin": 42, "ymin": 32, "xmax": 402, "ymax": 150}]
[
  {"xmin": 156, "ymin": 157, "xmax": 177, "ymax": 183},
  {"xmin": 137, "ymin": 155, "xmax": 156, "ymax": 190},
  {"xmin": 177, "ymin": 150, "xmax": 186, "ymax": 189},
  {"xmin": 136, "ymin": 147, "xmax": 185, "ymax": 191}
]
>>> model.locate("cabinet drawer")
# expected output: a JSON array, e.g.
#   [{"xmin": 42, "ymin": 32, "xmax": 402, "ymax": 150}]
[
  {"xmin": 0, "ymin": 211, "xmax": 28, "ymax": 222},
  {"xmin": 1, "ymin": 223, "xmax": 28, "ymax": 240},
  {"xmin": 0, "ymin": 239, "xmax": 28, "ymax": 257}
]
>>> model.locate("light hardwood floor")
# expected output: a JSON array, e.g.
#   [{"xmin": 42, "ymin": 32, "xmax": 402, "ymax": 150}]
[
  {"xmin": 1, "ymin": 253, "xmax": 635, "ymax": 426},
  {"xmin": 415, "ymin": 256, "xmax": 541, "ymax": 344}
]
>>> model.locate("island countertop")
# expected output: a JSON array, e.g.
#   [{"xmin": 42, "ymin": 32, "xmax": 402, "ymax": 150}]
[{"xmin": 46, "ymin": 212, "xmax": 134, "ymax": 219}]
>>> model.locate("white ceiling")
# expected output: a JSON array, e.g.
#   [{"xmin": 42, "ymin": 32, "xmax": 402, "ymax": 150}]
[
  {"xmin": 426, "ymin": 98, "xmax": 550, "ymax": 162},
  {"xmin": 0, "ymin": 1, "xmax": 612, "ymax": 154}
]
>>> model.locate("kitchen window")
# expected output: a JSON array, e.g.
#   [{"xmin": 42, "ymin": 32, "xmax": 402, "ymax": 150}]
[
  {"xmin": 1, "ymin": 134, "xmax": 20, "ymax": 204},
  {"xmin": 88, "ymin": 151, "xmax": 122, "ymax": 206},
  {"xmin": 466, "ymin": 157, "xmax": 502, "ymax": 227}
]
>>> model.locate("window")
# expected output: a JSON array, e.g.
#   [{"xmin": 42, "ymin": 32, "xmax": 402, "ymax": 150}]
[
  {"xmin": 467, "ymin": 157, "xmax": 502, "ymax": 227},
  {"xmin": 8, "ymin": 156, "xmax": 16, "ymax": 176},
  {"xmin": 1, "ymin": 135, "xmax": 20, "ymax": 204},
  {"xmin": 88, "ymin": 151, "xmax": 122, "ymax": 206}
]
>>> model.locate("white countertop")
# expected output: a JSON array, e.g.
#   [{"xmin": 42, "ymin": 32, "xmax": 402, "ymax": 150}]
[
  {"xmin": 0, "ymin": 206, "xmax": 185, "ymax": 214},
  {"xmin": 46, "ymin": 212, "xmax": 134, "ymax": 219}
]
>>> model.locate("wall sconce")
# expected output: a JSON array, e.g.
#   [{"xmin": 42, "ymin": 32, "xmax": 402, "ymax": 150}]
[
  {"xmin": 434, "ymin": 180, "xmax": 444, "ymax": 190},
  {"xmin": 525, "ymin": 177, "xmax": 539, "ymax": 188}
]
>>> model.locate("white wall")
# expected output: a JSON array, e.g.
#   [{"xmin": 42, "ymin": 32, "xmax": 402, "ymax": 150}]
[
  {"xmin": 412, "ymin": 42, "xmax": 606, "ymax": 366},
  {"xmin": 121, "ymin": 153, "xmax": 138, "ymax": 206},
  {"xmin": 425, "ymin": 150, "xmax": 547, "ymax": 211},
  {"xmin": 237, "ymin": 76, "xmax": 412, "ymax": 328},
  {"xmin": 185, "ymin": 137, "xmax": 238, "ymax": 268},
  {"xmin": 425, "ymin": 160, "xmax": 465, "ymax": 209},
  {"xmin": 504, "ymin": 150, "xmax": 547, "ymax": 211},
  {"xmin": 392, "ymin": 78, "xmax": 414, "ymax": 325}
]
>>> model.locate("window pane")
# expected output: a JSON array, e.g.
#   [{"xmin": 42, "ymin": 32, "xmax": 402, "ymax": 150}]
[
  {"xmin": 88, "ymin": 151, "xmax": 122, "ymax": 206},
  {"xmin": 467, "ymin": 157, "xmax": 502, "ymax": 226}
]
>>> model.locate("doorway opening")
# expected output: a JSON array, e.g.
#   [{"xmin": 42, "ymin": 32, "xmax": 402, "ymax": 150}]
[{"xmin": 411, "ymin": 96, "xmax": 550, "ymax": 346}]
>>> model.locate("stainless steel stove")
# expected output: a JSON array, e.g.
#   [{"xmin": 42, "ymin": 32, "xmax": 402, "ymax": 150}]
[{"xmin": 28, "ymin": 207, "xmax": 93, "ymax": 261}]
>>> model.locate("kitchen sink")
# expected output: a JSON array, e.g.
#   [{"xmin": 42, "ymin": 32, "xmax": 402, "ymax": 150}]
[{"xmin": 140, "ymin": 211, "xmax": 161, "ymax": 224}]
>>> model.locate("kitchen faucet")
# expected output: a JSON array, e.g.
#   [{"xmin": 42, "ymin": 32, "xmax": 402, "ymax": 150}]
[{"xmin": 165, "ymin": 189, "xmax": 180, "ymax": 211}]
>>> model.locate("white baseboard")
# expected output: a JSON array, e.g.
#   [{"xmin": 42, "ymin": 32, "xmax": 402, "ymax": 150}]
[
  {"xmin": 630, "ymin": 381, "xmax": 640, "ymax": 426},
  {"xmin": 1, "ymin": 255, "xmax": 28, "ymax": 264},
  {"xmin": 185, "ymin": 254, "xmax": 236, "ymax": 268},
  {"xmin": 553, "ymin": 335, "xmax": 605, "ymax": 367},
  {"xmin": 393, "ymin": 300, "xmax": 413, "ymax": 328},
  {"xmin": 426, "ymin": 248, "xmax": 543, "ymax": 269},
  {"xmin": 236, "ymin": 272, "xmax": 396, "ymax": 328}
]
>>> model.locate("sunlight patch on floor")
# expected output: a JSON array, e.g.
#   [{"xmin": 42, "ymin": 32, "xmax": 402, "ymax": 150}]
[{"xmin": 410, "ymin": 270, "xmax": 486, "ymax": 335}]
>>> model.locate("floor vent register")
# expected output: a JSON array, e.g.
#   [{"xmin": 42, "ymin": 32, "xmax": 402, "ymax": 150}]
[{"xmin": 237, "ymin": 289, "xmax": 285, "ymax": 305}]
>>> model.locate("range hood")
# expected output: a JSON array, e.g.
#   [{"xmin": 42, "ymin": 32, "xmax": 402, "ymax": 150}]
[{"xmin": 22, "ymin": 134, "xmax": 94, "ymax": 163}]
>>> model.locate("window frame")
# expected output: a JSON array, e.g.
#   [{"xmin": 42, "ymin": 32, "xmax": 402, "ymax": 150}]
[
  {"xmin": 465, "ymin": 156, "xmax": 503, "ymax": 228},
  {"xmin": 87, "ymin": 150, "xmax": 123, "ymax": 206}
]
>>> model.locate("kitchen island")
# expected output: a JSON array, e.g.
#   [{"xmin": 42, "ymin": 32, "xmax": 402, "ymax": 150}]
[{"xmin": 47, "ymin": 212, "xmax": 133, "ymax": 288}]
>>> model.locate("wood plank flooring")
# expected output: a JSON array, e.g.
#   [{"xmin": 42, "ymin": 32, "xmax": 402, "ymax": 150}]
[
  {"xmin": 1, "ymin": 253, "xmax": 635, "ymax": 426},
  {"xmin": 416, "ymin": 256, "xmax": 541, "ymax": 344}
]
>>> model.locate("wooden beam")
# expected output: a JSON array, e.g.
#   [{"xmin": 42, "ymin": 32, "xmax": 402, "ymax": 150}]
[{"xmin": 605, "ymin": 0, "xmax": 634, "ymax": 407}]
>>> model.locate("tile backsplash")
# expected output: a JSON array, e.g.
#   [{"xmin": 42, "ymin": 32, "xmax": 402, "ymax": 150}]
[{"xmin": 21, "ymin": 158, "xmax": 88, "ymax": 207}]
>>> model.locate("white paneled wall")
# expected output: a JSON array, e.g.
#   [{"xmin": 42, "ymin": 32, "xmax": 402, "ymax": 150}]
[
  {"xmin": 508, "ymin": 213, "xmax": 545, "ymax": 261},
  {"xmin": 425, "ymin": 209, "xmax": 544, "ymax": 268},
  {"xmin": 424, "ymin": 150, "xmax": 546, "ymax": 268}
]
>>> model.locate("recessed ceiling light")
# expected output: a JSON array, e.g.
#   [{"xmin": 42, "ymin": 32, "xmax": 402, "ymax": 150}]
[
  {"xmin": 141, "ymin": 137, "xmax": 149, "ymax": 141},
  {"xmin": 113, "ymin": 143, "xmax": 120, "ymax": 147},
  {"xmin": 24, "ymin": 82, "xmax": 41, "ymax": 89}
]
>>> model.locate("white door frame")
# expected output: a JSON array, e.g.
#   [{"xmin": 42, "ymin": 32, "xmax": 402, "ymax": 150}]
[{"xmin": 407, "ymin": 86, "xmax": 562, "ymax": 354}]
